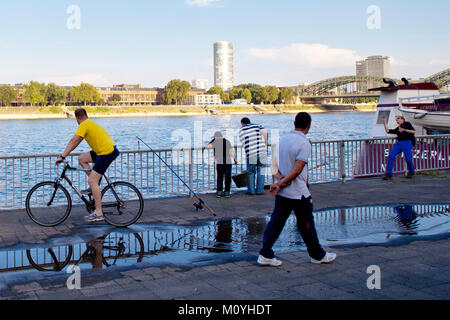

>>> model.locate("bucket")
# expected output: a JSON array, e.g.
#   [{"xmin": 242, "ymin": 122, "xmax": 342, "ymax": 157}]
[{"xmin": 232, "ymin": 171, "xmax": 250, "ymax": 188}]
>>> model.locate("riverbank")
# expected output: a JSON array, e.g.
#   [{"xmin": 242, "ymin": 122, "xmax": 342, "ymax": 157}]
[{"xmin": 0, "ymin": 104, "xmax": 376, "ymax": 120}]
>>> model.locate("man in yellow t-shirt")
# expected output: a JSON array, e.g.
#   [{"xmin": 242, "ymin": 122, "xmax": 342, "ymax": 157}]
[{"xmin": 55, "ymin": 108, "xmax": 120, "ymax": 223}]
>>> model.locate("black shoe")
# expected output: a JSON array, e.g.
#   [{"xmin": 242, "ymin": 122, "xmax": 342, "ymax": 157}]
[
  {"xmin": 216, "ymin": 191, "xmax": 224, "ymax": 198},
  {"xmin": 383, "ymin": 174, "xmax": 392, "ymax": 181},
  {"xmin": 406, "ymin": 173, "xmax": 415, "ymax": 179},
  {"xmin": 224, "ymin": 192, "xmax": 231, "ymax": 198}
]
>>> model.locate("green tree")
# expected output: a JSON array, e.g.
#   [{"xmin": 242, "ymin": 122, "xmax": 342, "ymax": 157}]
[
  {"xmin": 0, "ymin": 85, "xmax": 18, "ymax": 106},
  {"xmin": 162, "ymin": 79, "xmax": 191, "ymax": 105},
  {"xmin": 207, "ymin": 86, "xmax": 230, "ymax": 104},
  {"xmin": 236, "ymin": 83, "xmax": 263, "ymax": 104},
  {"xmin": 69, "ymin": 83, "xmax": 102, "ymax": 106},
  {"xmin": 242, "ymin": 88, "xmax": 252, "ymax": 104},
  {"xmin": 229, "ymin": 87, "xmax": 243, "ymax": 101},
  {"xmin": 279, "ymin": 87, "xmax": 296, "ymax": 104},
  {"xmin": 261, "ymin": 86, "xmax": 279, "ymax": 104},
  {"xmin": 23, "ymin": 81, "xmax": 46, "ymax": 106},
  {"xmin": 45, "ymin": 83, "xmax": 68, "ymax": 106},
  {"xmin": 108, "ymin": 94, "xmax": 122, "ymax": 105}
]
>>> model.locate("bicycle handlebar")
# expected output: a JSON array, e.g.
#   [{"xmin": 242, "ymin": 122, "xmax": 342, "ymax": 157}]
[{"xmin": 57, "ymin": 160, "xmax": 90, "ymax": 172}]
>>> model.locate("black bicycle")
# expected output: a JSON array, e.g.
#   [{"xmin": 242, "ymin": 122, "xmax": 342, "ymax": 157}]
[{"xmin": 25, "ymin": 161, "xmax": 144, "ymax": 227}]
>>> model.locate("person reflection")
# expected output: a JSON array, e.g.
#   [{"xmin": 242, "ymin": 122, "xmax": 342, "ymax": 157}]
[
  {"xmin": 84, "ymin": 236, "xmax": 106, "ymax": 270},
  {"xmin": 393, "ymin": 205, "xmax": 419, "ymax": 235},
  {"xmin": 209, "ymin": 219, "xmax": 233, "ymax": 252}
]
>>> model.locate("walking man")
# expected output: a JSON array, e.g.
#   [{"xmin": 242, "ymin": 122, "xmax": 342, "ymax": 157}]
[
  {"xmin": 382, "ymin": 115, "xmax": 416, "ymax": 180},
  {"xmin": 206, "ymin": 131, "xmax": 238, "ymax": 198},
  {"xmin": 258, "ymin": 112, "xmax": 336, "ymax": 266},
  {"xmin": 55, "ymin": 108, "xmax": 120, "ymax": 223},
  {"xmin": 239, "ymin": 118, "xmax": 268, "ymax": 195}
]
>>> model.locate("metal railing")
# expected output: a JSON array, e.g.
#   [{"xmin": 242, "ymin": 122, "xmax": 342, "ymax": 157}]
[{"xmin": 0, "ymin": 135, "xmax": 449, "ymax": 210}]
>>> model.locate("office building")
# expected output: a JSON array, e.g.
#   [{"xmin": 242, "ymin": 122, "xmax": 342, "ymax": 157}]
[
  {"xmin": 214, "ymin": 41, "xmax": 234, "ymax": 91},
  {"xmin": 188, "ymin": 94, "xmax": 221, "ymax": 105},
  {"xmin": 191, "ymin": 79, "xmax": 209, "ymax": 90},
  {"xmin": 356, "ymin": 56, "xmax": 391, "ymax": 91},
  {"xmin": 366, "ymin": 55, "xmax": 391, "ymax": 78}
]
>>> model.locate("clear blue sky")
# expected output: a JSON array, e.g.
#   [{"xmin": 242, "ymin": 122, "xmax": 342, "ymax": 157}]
[{"xmin": 0, "ymin": 0, "xmax": 448, "ymax": 87}]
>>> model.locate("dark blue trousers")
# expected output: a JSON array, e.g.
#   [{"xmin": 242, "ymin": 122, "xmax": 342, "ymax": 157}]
[
  {"xmin": 386, "ymin": 140, "xmax": 415, "ymax": 175},
  {"xmin": 260, "ymin": 195, "xmax": 326, "ymax": 261}
]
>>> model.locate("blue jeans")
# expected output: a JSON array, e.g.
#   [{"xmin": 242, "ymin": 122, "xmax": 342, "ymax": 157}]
[
  {"xmin": 260, "ymin": 195, "xmax": 326, "ymax": 261},
  {"xmin": 246, "ymin": 156, "xmax": 265, "ymax": 194},
  {"xmin": 386, "ymin": 140, "xmax": 415, "ymax": 175}
]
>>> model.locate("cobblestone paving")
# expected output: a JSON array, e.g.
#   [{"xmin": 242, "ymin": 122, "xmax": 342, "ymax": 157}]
[{"xmin": 0, "ymin": 171, "xmax": 449, "ymax": 300}]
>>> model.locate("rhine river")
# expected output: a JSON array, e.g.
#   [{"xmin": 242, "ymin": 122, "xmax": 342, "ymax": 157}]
[{"xmin": 0, "ymin": 112, "xmax": 375, "ymax": 157}]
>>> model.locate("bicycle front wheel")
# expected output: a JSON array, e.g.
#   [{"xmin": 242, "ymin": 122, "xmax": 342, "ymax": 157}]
[
  {"xmin": 25, "ymin": 182, "xmax": 72, "ymax": 227},
  {"xmin": 101, "ymin": 182, "xmax": 144, "ymax": 227}
]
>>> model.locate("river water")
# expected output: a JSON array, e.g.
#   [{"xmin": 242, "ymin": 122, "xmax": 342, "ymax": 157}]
[{"xmin": 0, "ymin": 112, "xmax": 375, "ymax": 157}]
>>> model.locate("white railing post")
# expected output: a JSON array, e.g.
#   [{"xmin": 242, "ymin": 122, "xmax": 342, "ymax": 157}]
[
  {"xmin": 189, "ymin": 148, "xmax": 194, "ymax": 198},
  {"xmin": 339, "ymin": 142, "xmax": 346, "ymax": 182}
]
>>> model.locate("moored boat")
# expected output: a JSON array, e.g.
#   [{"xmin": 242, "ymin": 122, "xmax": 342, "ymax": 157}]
[{"xmin": 353, "ymin": 79, "xmax": 450, "ymax": 178}]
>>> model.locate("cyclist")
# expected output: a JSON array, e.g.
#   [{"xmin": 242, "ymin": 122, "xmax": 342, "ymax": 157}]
[{"xmin": 55, "ymin": 108, "xmax": 120, "ymax": 223}]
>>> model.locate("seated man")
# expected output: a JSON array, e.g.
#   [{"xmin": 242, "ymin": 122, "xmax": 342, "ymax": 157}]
[{"xmin": 55, "ymin": 108, "xmax": 120, "ymax": 223}]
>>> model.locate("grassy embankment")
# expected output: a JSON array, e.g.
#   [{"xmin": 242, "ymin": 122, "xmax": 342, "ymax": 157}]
[{"xmin": 0, "ymin": 103, "xmax": 376, "ymax": 120}]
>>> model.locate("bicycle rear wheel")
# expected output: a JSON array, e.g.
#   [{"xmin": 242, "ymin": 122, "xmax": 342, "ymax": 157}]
[
  {"xmin": 101, "ymin": 182, "xmax": 144, "ymax": 227},
  {"xmin": 25, "ymin": 182, "xmax": 72, "ymax": 227}
]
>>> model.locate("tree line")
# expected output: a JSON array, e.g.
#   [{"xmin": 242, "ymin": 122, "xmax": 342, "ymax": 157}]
[
  {"xmin": 0, "ymin": 79, "xmax": 299, "ymax": 107},
  {"xmin": 161, "ymin": 80, "xmax": 297, "ymax": 105},
  {"xmin": 0, "ymin": 82, "xmax": 114, "ymax": 107}
]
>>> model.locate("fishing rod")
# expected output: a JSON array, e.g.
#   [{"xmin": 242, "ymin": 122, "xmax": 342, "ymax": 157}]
[{"xmin": 136, "ymin": 136, "xmax": 216, "ymax": 217}]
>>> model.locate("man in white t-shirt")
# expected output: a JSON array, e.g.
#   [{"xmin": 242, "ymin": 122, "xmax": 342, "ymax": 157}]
[{"xmin": 258, "ymin": 112, "xmax": 337, "ymax": 267}]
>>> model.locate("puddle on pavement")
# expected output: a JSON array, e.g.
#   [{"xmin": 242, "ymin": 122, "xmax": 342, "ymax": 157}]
[{"xmin": 0, "ymin": 203, "xmax": 448, "ymax": 278}]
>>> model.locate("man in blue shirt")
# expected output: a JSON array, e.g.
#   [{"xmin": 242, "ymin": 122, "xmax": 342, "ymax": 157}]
[{"xmin": 258, "ymin": 112, "xmax": 336, "ymax": 267}]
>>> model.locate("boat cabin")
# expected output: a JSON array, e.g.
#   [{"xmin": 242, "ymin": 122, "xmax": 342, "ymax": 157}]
[{"xmin": 370, "ymin": 81, "xmax": 440, "ymax": 138}]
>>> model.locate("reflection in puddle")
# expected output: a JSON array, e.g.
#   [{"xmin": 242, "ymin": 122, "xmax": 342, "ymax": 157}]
[{"xmin": 0, "ymin": 203, "xmax": 448, "ymax": 276}]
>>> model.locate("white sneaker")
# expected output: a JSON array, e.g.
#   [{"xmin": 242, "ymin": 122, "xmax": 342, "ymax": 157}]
[
  {"xmin": 257, "ymin": 255, "xmax": 283, "ymax": 267},
  {"xmin": 311, "ymin": 252, "xmax": 337, "ymax": 264}
]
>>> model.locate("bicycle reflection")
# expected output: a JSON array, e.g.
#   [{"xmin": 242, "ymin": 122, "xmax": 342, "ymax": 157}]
[{"xmin": 26, "ymin": 233, "xmax": 145, "ymax": 272}]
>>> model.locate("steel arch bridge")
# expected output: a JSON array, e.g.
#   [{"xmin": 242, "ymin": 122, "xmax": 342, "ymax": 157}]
[
  {"xmin": 299, "ymin": 68, "xmax": 449, "ymax": 96},
  {"xmin": 424, "ymin": 68, "xmax": 449, "ymax": 89},
  {"xmin": 299, "ymin": 76, "xmax": 391, "ymax": 96}
]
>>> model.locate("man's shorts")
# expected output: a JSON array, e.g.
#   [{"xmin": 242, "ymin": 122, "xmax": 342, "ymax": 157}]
[{"xmin": 90, "ymin": 146, "xmax": 120, "ymax": 175}]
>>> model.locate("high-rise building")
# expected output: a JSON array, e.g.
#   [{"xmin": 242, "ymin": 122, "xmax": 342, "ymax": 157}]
[
  {"xmin": 356, "ymin": 56, "xmax": 390, "ymax": 78},
  {"xmin": 214, "ymin": 41, "xmax": 234, "ymax": 91},
  {"xmin": 191, "ymin": 79, "xmax": 209, "ymax": 90},
  {"xmin": 366, "ymin": 55, "xmax": 391, "ymax": 78},
  {"xmin": 356, "ymin": 60, "xmax": 368, "ymax": 77},
  {"xmin": 356, "ymin": 56, "xmax": 391, "ymax": 91}
]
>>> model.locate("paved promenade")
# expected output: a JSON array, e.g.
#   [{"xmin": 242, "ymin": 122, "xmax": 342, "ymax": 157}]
[{"xmin": 0, "ymin": 171, "xmax": 449, "ymax": 300}]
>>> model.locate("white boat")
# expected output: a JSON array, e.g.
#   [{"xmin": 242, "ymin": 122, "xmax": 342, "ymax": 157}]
[
  {"xmin": 399, "ymin": 94, "xmax": 450, "ymax": 134},
  {"xmin": 369, "ymin": 79, "xmax": 446, "ymax": 137},
  {"xmin": 353, "ymin": 79, "xmax": 450, "ymax": 178}
]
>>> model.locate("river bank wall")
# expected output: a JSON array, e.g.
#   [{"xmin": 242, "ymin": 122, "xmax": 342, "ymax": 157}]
[{"xmin": 0, "ymin": 104, "xmax": 376, "ymax": 120}]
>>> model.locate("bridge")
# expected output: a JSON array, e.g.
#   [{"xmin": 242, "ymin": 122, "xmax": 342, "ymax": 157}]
[
  {"xmin": 423, "ymin": 68, "xmax": 449, "ymax": 89},
  {"xmin": 297, "ymin": 68, "xmax": 449, "ymax": 100}
]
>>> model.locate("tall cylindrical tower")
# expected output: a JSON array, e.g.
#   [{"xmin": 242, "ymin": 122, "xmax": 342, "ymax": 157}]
[{"xmin": 214, "ymin": 41, "xmax": 234, "ymax": 91}]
